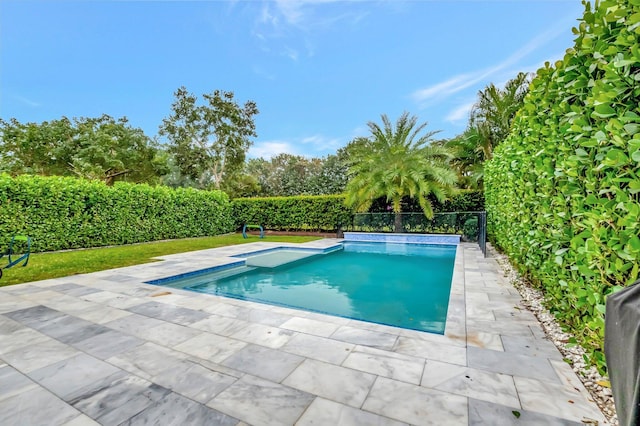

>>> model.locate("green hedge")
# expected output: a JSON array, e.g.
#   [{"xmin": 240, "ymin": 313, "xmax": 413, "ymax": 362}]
[
  {"xmin": 358, "ymin": 190, "xmax": 485, "ymax": 213},
  {"xmin": 231, "ymin": 192, "xmax": 484, "ymax": 232},
  {"xmin": 0, "ymin": 174, "xmax": 233, "ymax": 252},
  {"xmin": 438, "ymin": 190, "xmax": 484, "ymax": 212},
  {"xmin": 231, "ymin": 195, "xmax": 353, "ymax": 232},
  {"xmin": 485, "ymin": 0, "xmax": 639, "ymax": 374}
]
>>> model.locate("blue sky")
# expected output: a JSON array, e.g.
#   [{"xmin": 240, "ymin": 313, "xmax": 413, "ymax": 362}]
[{"xmin": 1, "ymin": 0, "xmax": 583, "ymax": 159}]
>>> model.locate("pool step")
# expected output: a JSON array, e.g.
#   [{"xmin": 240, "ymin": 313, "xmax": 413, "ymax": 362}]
[
  {"xmin": 162, "ymin": 266, "xmax": 257, "ymax": 289},
  {"xmin": 245, "ymin": 250, "xmax": 321, "ymax": 268}
]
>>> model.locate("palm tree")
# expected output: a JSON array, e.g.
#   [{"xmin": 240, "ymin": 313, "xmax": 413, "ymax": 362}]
[
  {"xmin": 443, "ymin": 72, "xmax": 531, "ymax": 190},
  {"xmin": 345, "ymin": 112, "xmax": 458, "ymax": 232},
  {"xmin": 469, "ymin": 72, "xmax": 531, "ymax": 159},
  {"xmin": 442, "ymin": 127, "xmax": 486, "ymax": 190}
]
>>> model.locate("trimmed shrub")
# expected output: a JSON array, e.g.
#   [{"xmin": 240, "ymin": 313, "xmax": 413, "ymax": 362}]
[
  {"xmin": 485, "ymin": 0, "xmax": 640, "ymax": 373},
  {"xmin": 0, "ymin": 174, "xmax": 233, "ymax": 252},
  {"xmin": 368, "ymin": 190, "xmax": 485, "ymax": 213},
  {"xmin": 438, "ymin": 190, "xmax": 485, "ymax": 212},
  {"xmin": 463, "ymin": 217, "xmax": 479, "ymax": 241},
  {"xmin": 231, "ymin": 192, "xmax": 484, "ymax": 232},
  {"xmin": 231, "ymin": 195, "xmax": 353, "ymax": 232}
]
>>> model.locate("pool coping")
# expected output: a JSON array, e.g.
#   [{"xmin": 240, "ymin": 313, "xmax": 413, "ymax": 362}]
[{"xmin": 0, "ymin": 239, "xmax": 608, "ymax": 425}]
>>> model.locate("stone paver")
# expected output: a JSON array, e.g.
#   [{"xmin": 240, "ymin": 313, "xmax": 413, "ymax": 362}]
[
  {"xmin": 0, "ymin": 240, "xmax": 608, "ymax": 425},
  {"xmin": 281, "ymin": 332, "xmax": 355, "ymax": 364},
  {"xmin": 342, "ymin": 345, "xmax": 425, "ymax": 385},
  {"xmin": 221, "ymin": 343, "xmax": 304, "ymax": 382},
  {"xmin": 362, "ymin": 376, "xmax": 469, "ymax": 425},
  {"xmin": 124, "ymin": 392, "xmax": 239, "ymax": 426},
  {"xmin": 71, "ymin": 374, "xmax": 170, "ymax": 425},
  {"xmin": 28, "ymin": 353, "xmax": 125, "ymax": 401},
  {"xmin": 0, "ymin": 385, "xmax": 82, "ymax": 426},
  {"xmin": 152, "ymin": 360, "xmax": 237, "ymax": 404},
  {"xmin": 283, "ymin": 358, "xmax": 377, "ymax": 408},
  {"xmin": 468, "ymin": 398, "xmax": 583, "ymax": 425},
  {"xmin": 467, "ymin": 346, "xmax": 559, "ymax": 382},
  {"xmin": 297, "ymin": 397, "xmax": 408, "ymax": 426},
  {"xmin": 422, "ymin": 360, "xmax": 520, "ymax": 408},
  {"xmin": 207, "ymin": 375, "xmax": 314, "ymax": 426},
  {"xmin": 71, "ymin": 329, "xmax": 144, "ymax": 359}
]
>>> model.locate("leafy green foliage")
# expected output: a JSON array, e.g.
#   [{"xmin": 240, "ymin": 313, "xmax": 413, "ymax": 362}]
[
  {"xmin": 243, "ymin": 152, "xmax": 348, "ymax": 198},
  {"xmin": 345, "ymin": 112, "xmax": 458, "ymax": 232},
  {"xmin": 463, "ymin": 217, "xmax": 479, "ymax": 240},
  {"xmin": 231, "ymin": 195, "xmax": 353, "ymax": 232},
  {"xmin": 232, "ymin": 191, "xmax": 483, "ymax": 233},
  {"xmin": 470, "ymin": 72, "xmax": 531, "ymax": 157},
  {"xmin": 485, "ymin": 0, "xmax": 640, "ymax": 374},
  {"xmin": 159, "ymin": 87, "xmax": 259, "ymax": 189},
  {"xmin": 442, "ymin": 73, "xmax": 530, "ymax": 189},
  {"xmin": 0, "ymin": 115, "xmax": 168, "ymax": 185},
  {"xmin": 367, "ymin": 190, "xmax": 484, "ymax": 213},
  {"xmin": 438, "ymin": 190, "xmax": 485, "ymax": 212},
  {"xmin": 0, "ymin": 174, "xmax": 234, "ymax": 252}
]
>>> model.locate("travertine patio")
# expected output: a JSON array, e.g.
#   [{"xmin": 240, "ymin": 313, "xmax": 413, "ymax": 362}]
[{"xmin": 0, "ymin": 241, "xmax": 607, "ymax": 425}]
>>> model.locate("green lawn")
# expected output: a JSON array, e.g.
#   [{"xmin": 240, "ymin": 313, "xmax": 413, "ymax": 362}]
[{"xmin": 0, "ymin": 234, "xmax": 320, "ymax": 287}]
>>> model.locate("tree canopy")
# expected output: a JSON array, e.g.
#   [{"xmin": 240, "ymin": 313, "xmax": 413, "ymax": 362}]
[
  {"xmin": 159, "ymin": 86, "xmax": 259, "ymax": 190},
  {"xmin": 237, "ymin": 151, "xmax": 350, "ymax": 198},
  {"xmin": 0, "ymin": 115, "xmax": 167, "ymax": 185}
]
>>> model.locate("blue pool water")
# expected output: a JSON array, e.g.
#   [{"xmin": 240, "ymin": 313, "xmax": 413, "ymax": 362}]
[{"xmin": 159, "ymin": 242, "xmax": 456, "ymax": 334}]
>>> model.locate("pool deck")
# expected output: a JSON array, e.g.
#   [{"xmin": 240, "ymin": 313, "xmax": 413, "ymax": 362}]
[{"xmin": 0, "ymin": 240, "xmax": 607, "ymax": 425}]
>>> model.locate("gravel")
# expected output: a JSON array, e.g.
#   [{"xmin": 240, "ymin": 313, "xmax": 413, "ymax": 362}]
[{"xmin": 489, "ymin": 244, "xmax": 618, "ymax": 425}]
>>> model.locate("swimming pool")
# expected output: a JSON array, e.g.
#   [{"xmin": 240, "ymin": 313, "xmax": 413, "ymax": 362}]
[{"xmin": 150, "ymin": 242, "xmax": 457, "ymax": 334}]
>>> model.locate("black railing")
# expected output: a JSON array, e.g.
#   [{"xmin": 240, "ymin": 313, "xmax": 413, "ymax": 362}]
[{"xmin": 343, "ymin": 211, "xmax": 487, "ymax": 257}]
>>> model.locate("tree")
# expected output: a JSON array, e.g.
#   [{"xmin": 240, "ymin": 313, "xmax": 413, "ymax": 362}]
[
  {"xmin": 469, "ymin": 72, "xmax": 531, "ymax": 160},
  {"xmin": 244, "ymin": 154, "xmax": 339, "ymax": 197},
  {"xmin": 307, "ymin": 153, "xmax": 349, "ymax": 195},
  {"xmin": 0, "ymin": 115, "xmax": 168, "ymax": 185},
  {"xmin": 442, "ymin": 126, "xmax": 489, "ymax": 190},
  {"xmin": 220, "ymin": 173, "xmax": 261, "ymax": 198},
  {"xmin": 345, "ymin": 112, "xmax": 458, "ymax": 232},
  {"xmin": 443, "ymin": 72, "xmax": 531, "ymax": 189},
  {"xmin": 70, "ymin": 116, "xmax": 169, "ymax": 185},
  {"xmin": 159, "ymin": 87, "xmax": 259, "ymax": 190},
  {"xmin": 1, "ymin": 117, "xmax": 72, "ymax": 176}
]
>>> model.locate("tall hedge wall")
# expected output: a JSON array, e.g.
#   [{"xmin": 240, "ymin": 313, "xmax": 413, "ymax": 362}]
[
  {"xmin": 0, "ymin": 174, "xmax": 233, "ymax": 252},
  {"xmin": 231, "ymin": 195, "xmax": 353, "ymax": 232},
  {"xmin": 485, "ymin": 0, "xmax": 639, "ymax": 373},
  {"xmin": 231, "ymin": 191, "xmax": 485, "ymax": 232},
  {"xmin": 368, "ymin": 190, "xmax": 484, "ymax": 213}
]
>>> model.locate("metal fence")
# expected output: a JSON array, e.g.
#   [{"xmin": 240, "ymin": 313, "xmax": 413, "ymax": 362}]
[{"xmin": 343, "ymin": 211, "xmax": 487, "ymax": 256}]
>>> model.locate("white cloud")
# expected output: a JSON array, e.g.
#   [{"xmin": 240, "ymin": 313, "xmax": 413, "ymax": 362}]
[
  {"xmin": 445, "ymin": 101, "xmax": 475, "ymax": 123},
  {"xmin": 13, "ymin": 95, "xmax": 41, "ymax": 108},
  {"xmin": 252, "ymin": 0, "xmax": 374, "ymax": 61},
  {"xmin": 274, "ymin": 0, "xmax": 349, "ymax": 26},
  {"xmin": 259, "ymin": 3, "xmax": 279, "ymax": 26},
  {"xmin": 411, "ymin": 74, "xmax": 476, "ymax": 103},
  {"xmin": 252, "ymin": 65, "xmax": 276, "ymax": 80},
  {"xmin": 283, "ymin": 46, "xmax": 299, "ymax": 61},
  {"xmin": 301, "ymin": 134, "xmax": 336, "ymax": 144},
  {"xmin": 249, "ymin": 141, "xmax": 299, "ymax": 159},
  {"xmin": 300, "ymin": 134, "xmax": 343, "ymax": 152},
  {"xmin": 249, "ymin": 133, "xmax": 345, "ymax": 159},
  {"xmin": 411, "ymin": 19, "xmax": 572, "ymax": 106}
]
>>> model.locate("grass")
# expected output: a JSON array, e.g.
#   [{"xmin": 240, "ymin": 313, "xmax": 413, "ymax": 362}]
[{"xmin": 0, "ymin": 233, "xmax": 320, "ymax": 287}]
